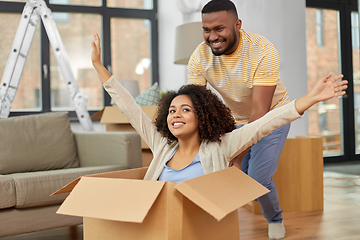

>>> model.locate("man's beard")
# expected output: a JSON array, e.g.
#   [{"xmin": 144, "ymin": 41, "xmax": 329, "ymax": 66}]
[{"xmin": 210, "ymin": 30, "xmax": 238, "ymax": 56}]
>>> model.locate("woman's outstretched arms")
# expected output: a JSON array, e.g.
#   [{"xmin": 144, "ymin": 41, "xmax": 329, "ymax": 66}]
[
  {"xmin": 228, "ymin": 73, "xmax": 347, "ymax": 168},
  {"xmin": 295, "ymin": 73, "xmax": 348, "ymax": 115},
  {"xmin": 91, "ymin": 32, "xmax": 111, "ymax": 84}
]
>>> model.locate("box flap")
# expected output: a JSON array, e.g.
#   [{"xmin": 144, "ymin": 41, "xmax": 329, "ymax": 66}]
[
  {"xmin": 175, "ymin": 167, "xmax": 269, "ymax": 221},
  {"xmin": 52, "ymin": 167, "xmax": 148, "ymax": 196},
  {"xmin": 100, "ymin": 105, "xmax": 157, "ymax": 124},
  {"xmin": 91, "ymin": 108, "xmax": 104, "ymax": 120},
  {"xmin": 86, "ymin": 167, "xmax": 148, "ymax": 180},
  {"xmin": 57, "ymin": 177, "xmax": 165, "ymax": 223},
  {"xmin": 52, "ymin": 178, "xmax": 82, "ymax": 196}
]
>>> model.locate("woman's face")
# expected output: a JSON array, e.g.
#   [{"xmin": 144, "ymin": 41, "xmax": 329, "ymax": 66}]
[{"xmin": 167, "ymin": 95, "xmax": 199, "ymax": 141}]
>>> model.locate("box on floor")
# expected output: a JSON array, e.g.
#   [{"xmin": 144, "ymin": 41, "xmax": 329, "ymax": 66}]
[{"xmin": 53, "ymin": 166, "xmax": 269, "ymax": 240}]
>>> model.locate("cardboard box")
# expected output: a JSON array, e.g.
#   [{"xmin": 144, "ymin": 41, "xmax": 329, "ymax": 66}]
[
  {"xmin": 92, "ymin": 105, "xmax": 157, "ymax": 166},
  {"xmin": 92, "ymin": 105, "xmax": 158, "ymax": 149},
  {"xmin": 53, "ymin": 167, "xmax": 269, "ymax": 240},
  {"xmin": 245, "ymin": 137, "xmax": 324, "ymax": 214}
]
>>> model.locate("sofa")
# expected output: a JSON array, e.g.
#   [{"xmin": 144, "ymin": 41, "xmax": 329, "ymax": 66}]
[{"xmin": 0, "ymin": 112, "xmax": 142, "ymax": 238}]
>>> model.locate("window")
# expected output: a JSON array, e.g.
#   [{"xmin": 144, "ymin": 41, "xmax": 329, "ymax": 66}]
[
  {"xmin": 316, "ymin": 9, "xmax": 325, "ymax": 47},
  {"xmin": 0, "ymin": 13, "xmax": 41, "ymax": 111},
  {"xmin": 49, "ymin": 0, "xmax": 100, "ymax": 7},
  {"xmin": 306, "ymin": 8, "xmax": 343, "ymax": 157},
  {"xmin": 110, "ymin": 18, "xmax": 152, "ymax": 94},
  {"xmin": 351, "ymin": 12, "xmax": 359, "ymax": 49},
  {"xmin": 351, "ymin": 11, "xmax": 360, "ymax": 153},
  {"xmin": 0, "ymin": 0, "xmax": 158, "ymax": 120},
  {"xmin": 107, "ymin": 0, "xmax": 153, "ymax": 9},
  {"xmin": 306, "ymin": 0, "xmax": 358, "ymax": 163},
  {"xmin": 49, "ymin": 13, "xmax": 102, "ymax": 111}
]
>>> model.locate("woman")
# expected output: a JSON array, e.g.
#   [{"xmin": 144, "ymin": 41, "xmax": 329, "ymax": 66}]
[{"xmin": 91, "ymin": 33, "xmax": 347, "ymax": 182}]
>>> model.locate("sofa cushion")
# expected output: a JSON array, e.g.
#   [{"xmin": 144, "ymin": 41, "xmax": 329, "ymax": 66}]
[
  {"xmin": 0, "ymin": 112, "xmax": 79, "ymax": 174},
  {"xmin": 10, "ymin": 165, "xmax": 128, "ymax": 208},
  {"xmin": 0, "ymin": 175, "xmax": 15, "ymax": 209}
]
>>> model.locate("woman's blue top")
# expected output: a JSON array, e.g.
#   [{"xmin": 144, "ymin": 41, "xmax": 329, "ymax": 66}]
[{"xmin": 158, "ymin": 148, "xmax": 204, "ymax": 183}]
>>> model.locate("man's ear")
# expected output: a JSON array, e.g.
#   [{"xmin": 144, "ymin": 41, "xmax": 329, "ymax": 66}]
[{"xmin": 235, "ymin": 19, "xmax": 242, "ymax": 31}]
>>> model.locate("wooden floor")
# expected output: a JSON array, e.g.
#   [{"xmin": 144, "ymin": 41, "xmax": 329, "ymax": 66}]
[
  {"xmin": 1, "ymin": 171, "xmax": 359, "ymax": 240},
  {"xmin": 239, "ymin": 171, "xmax": 360, "ymax": 240}
]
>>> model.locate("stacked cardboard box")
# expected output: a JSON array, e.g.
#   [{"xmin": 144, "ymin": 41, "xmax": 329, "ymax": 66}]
[
  {"xmin": 245, "ymin": 137, "xmax": 324, "ymax": 213},
  {"xmin": 92, "ymin": 105, "xmax": 157, "ymax": 166}
]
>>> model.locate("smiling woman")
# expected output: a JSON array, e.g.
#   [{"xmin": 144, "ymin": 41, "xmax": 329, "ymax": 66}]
[
  {"xmin": 156, "ymin": 84, "xmax": 235, "ymax": 144},
  {"xmin": 91, "ymin": 32, "xmax": 347, "ymax": 184},
  {"xmin": 166, "ymin": 95, "xmax": 199, "ymax": 141},
  {"xmin": 156, "ymin": 86, "xmax": 235, "ymax": 174}
]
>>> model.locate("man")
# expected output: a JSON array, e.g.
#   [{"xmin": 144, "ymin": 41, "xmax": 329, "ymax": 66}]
[{"xmin": 187, "ymin": 0, "xmax": 289, "ymax": 239}]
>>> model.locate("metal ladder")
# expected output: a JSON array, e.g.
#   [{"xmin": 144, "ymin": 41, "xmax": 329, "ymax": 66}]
[{"xmin": 0, "ymin": 0, "xmax": 94, "ymax": 131}]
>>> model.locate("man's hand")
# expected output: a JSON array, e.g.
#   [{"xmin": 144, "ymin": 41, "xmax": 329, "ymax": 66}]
[
  {"xmin": 229, "ymin": 156, "xmax": 242, "ymax": 169},
  {"xmin": 229, "ymin": 146, "xmax": 251, "ymax": 169}
]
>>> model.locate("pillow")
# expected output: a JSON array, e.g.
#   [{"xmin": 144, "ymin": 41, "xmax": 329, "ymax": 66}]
[
  {"xmin": 135, "ymin": 82, "xmax": 161, "ymax": 105},
  {"xmin": 0, "ymin": 112, "xmax": 79, "ymax": 174}
]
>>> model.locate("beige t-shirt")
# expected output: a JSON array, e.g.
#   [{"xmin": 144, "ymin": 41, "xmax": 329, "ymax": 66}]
[{"xmin": 188, "ymin": 29, "xmax": 289, "ymax": 125}]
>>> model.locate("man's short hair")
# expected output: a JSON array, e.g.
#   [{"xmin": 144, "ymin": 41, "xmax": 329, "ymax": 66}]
[{"xmin": 201, "ymin": 0, "xmax": 238, "ymax": 18}]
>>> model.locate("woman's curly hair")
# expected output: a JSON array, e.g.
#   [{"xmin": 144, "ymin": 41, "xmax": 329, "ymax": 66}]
[{"xmin": 155, "ymin": 84, "xmax": 236, "ymax": 144}]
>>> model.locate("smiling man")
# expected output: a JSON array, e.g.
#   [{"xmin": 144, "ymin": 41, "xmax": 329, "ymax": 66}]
[{"xmin": 187, "ymin": 0, "xmax": 290, "ymax": 239}]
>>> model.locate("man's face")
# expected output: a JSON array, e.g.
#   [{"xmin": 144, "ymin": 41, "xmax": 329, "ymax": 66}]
[{"xmin": 202, "ymin": 11, "xmax": 241, "ymax": 56}]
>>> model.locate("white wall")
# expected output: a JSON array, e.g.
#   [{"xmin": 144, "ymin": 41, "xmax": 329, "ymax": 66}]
[
  {"xmin": 157, "ymin": 0, "xmax": 188, "ymax": 91},
  {"xmin": 157, "ymin": 0, "xmax": 308, "ymax": 138}
]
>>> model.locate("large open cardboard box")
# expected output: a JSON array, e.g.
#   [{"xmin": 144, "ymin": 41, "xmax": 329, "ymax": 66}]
[
  {"xmin": 53, "ymin": 167, "xmax": 269, "ymax": 240},
  {"xmin": 92, "ymin": 105, "xmax": 157, "ymax": 167}
]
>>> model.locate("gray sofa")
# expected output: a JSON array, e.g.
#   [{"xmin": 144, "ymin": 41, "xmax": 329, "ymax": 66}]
[{"xmin": 0, "ymin": 112, "xmax": 142, "ymax": 238}]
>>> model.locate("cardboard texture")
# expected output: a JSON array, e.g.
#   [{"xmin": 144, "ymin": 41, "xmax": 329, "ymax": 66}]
[
  {"xmin": 96, "ymin": 105, "xmax": 157, "ymax": 124},
  {"xmin": 92, "ymin": 105, "xmax": 157, "ymax": 151},
  {"xmin": 142, "ymin": 149, "xmax": 153, "ymax": 167},
  {"xmin": 245, "ymin": 137, "xmax": 324, "ymax": 214},
  {"xmin": 54, "ymin": 167, "xmax": 269, "ymax": 240}
]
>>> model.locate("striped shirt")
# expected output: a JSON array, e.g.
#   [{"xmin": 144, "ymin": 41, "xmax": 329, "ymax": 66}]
[{"xmin": 187, "ymin": 29, "xmax": 289, "ymax": 125}]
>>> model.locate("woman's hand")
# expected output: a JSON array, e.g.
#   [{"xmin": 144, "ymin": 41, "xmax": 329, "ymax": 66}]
[
  {"xmin": 91, "ymin": 32, "xmax": 102, "ymax": 67},
  {"xmin": 310, "ymin": 73, "xmax": 348, "ymax": 102},
  {"xmin": 91, "ymin": 32, "xmax": 111, "ymax": 83},
  {"xmin": 295, "ymin": 73, "xmax": 348, "ymax": 115}
]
